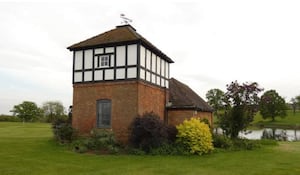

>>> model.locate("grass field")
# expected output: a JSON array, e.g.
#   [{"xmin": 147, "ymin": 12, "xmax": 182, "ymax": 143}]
[
  {"xmin": 251, "ymin": 110, "xmax": 300, "ymax": 128},
  {"xmin": 0, "ymin": 122, "xmax": 300, "ymax": 175}
]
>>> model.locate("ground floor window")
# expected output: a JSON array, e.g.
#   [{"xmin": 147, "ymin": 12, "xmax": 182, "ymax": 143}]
[{"xmin": 96, "ymin": 99, "xmax": 111, "ymax": 128}]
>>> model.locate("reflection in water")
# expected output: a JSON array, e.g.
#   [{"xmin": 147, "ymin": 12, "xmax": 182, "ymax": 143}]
[
  {"xmin": 240, "ymin": 128, "xmax": 300, "ymax": 141},
  {"xmin": 215, "ymin": 128, "xmax": 300, "ymax": 141}
]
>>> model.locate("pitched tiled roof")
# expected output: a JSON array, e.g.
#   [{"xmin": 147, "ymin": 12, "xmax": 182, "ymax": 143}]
[
  {"xmin": 67, "ymin": 25, "xmax": 174, "ymax": 63},
  {"xmin": 168, "ymin": 78, "xmax": 213, "ymax": 112}
]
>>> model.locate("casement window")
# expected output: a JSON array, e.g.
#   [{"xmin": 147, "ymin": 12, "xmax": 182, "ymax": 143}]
[
  {"xmin": 97, "ymin": 55, "xmax": 110, "ymax": 68},
  {"xmin": 96, "ymin": 99, "xmax": 111, "ymax": 128}
]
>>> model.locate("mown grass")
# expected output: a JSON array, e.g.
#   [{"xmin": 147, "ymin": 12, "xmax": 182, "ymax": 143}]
[
  {"xmin": 252, "ymin": 110, "xmax": 300, "ymax": 128},
  {"xmin": 0, "ymin": 122, "xmax": 300, "ymax": 175}
]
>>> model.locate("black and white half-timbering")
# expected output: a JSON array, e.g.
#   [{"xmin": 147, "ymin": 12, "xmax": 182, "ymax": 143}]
[{"xmin": 72, "ymin": 43, "xmax": 170, "ymax": 88}]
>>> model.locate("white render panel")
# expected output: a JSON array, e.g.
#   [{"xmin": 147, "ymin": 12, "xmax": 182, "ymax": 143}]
[
  {"xmin": 156, "ymin": 76, "xmax": 160, "ymax": 86},
  {"xmin": 146, "ymin": 50, "xmax": 151, "ymax": 70},
  {"xmin": 157, "ymin": 57, "xmax": 161, "ymax": 75},
  {"xmin": 151, "ymin": 74, "xmax": 156, "ymax": 84},
  {"xmin": 140, "ymin": 46, "xmax": 146, "ymax": 67},
  {"xmin": 161, "ymin": 60, "xmax": 165, "ymax": 77},
  {"xmin": 105, "ymin": 47, "xmax": 114, "ymax": 53},
  {"xmin": 74, "ymin": 72, "xmax": 82, "ymax": 82},
  {"xmin": 127, "ymin": 67, "xmax": 137, "ymax": 78},
  {"xmin": 116, "ymin": 68, "xmax": 125, "ymax": 79},
  {"xmin": 74, "ymin": 51, "xmax": 83, "ymax": 70},
  {"xmin": 105, "ymin": 69, "xmax": 114, "ymax": 80},
  {"xmin": 116, "ymin": 46, "xmax": 126, "ymax": 66},
  {"xmin": 151, "ymin": 53, "xmax": 156, "ymax": 72},
  {"xmin": 94, "ymin": 70, "xmax": 103, "ymax": 81},
  {"xmin": 127, "ymin": 44, "xmax": 137, "ymax": 65},
  {"xmin": 166, "ymin": 80, "xmax": 169, "ymax": 88},
  {"xmin": 94, "ymin": 56, "xmax": 99, "ymax": 68},
  {"xmin": 161, "ymin": 78, "xmax": 165, "ymax": 87},
  {"xmin": 84, "ymin": 49, "xmax": 93, "ymax": 69},
  {"xmin": 140, "ymin": 69, "xmax": 145, "ymax": 80},
  {"xmin": 95, "ymin": 48, "xmax": 104, "ymax": 54},
  {"xmin": 110, "ymin": 55, "xmax": 114, "ymax": 67},
  {"xmin": 146, "ymin": 71, "xmax": 151, "ymax": 82},
  {"xmin": 166, "ymin": 63, "xmax": 169, "ymax": 78},
  {"xmin": 84, "ymin": 71, "xmax": 92, "ymax": 81}
]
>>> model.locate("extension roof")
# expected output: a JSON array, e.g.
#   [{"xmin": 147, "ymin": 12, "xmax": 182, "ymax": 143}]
[
  {"xmin": 168, "ymin": 78, "xmax": 213, "ymax": 112},
  {"xmin": 67, "ymin": 24, "xmax": 174, "ymax": 63}
]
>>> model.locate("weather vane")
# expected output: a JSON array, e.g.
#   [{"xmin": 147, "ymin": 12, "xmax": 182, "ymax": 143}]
[{"xmin": 120, "ymin": 14, "xmax": 133, "ymax": 24}]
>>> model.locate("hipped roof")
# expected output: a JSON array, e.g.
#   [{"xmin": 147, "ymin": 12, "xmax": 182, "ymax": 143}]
[
  {"xmin": 67, "ymin": 24, "xmax": 174, "ymax": 63},
  {"xmin": 168, "ymin": 78, "xmax": 213, "ymax": 112}
]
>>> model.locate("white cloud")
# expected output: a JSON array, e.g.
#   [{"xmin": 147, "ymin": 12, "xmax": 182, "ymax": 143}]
[{"xmin": 1, "ymin": 0, "xmax": 300, "ymax": 114}]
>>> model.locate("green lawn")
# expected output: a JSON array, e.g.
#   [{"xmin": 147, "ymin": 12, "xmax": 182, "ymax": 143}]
[
  {"xmin": 1, "ymin": 122, "xmax": 300, "ymax": 175},
  {"xmin": 251, "ymin": 110, "xmax": 300, "ymax": 128}
]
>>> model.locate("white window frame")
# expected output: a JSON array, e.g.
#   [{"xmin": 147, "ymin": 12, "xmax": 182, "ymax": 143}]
[{"xmin": 99, "ymin": 55, "xmax": 109, "ymax": 68}]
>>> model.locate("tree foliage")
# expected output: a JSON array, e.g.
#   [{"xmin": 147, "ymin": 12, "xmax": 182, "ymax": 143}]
[
  {"xmin": 206, "ymin": 88, "xmax": 225, "ymax": 115},
  {"xmin": 290, "ymin": 98, "xmax": 297, "ymax": 115},
  {"xmin": 220, "ymin": 81, "xmax": 263, "ymax": 138},
  {"xmin": 10, "ymin": 101, "xmax": 43, "ymax": 122},
  {"xmin": 296, "ymin": 95, "xmax": 300, "ymax": 109},
  {"xmin": 42, "ymin": 101, "xmax": 65, "ymax": 122},
  {"xmin": 259, "ymin": 90, "xmax": 287, "ymax": 121}
]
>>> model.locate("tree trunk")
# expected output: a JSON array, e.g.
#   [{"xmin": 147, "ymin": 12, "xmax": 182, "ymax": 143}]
[{"xmin": 272, "ymin": 116, "xmax": 275, "ymax": 122}]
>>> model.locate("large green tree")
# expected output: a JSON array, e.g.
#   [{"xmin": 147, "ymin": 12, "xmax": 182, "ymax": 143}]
[
  {"xmin": 259, "ymin": 90, "xmax": 287, "ymax": 121},
  {"xmin": 296, "ymin": 95, "xmax": 300, "ymax": 109},
  {"xmin": 42, "ymin": 101, "xmax": 65, "ymax": 122},
  {"xmin": 290, "ymin": 98, "xmax": 297, "ymax": 115},
  {"xmin": 206, "ymin": 88, "xmax": 225, "ymax": 116},
  {"xmin": 10, "ymin": 101, "xmax": 43, "ymax": 122},
  {"xmin": 220, "ymin": 81, "xmax": 263, "ymax": 138}
]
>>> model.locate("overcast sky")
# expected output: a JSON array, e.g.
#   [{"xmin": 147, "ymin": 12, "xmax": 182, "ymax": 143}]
[{"xmin": 1, "ymin": 0, "xmax": 300, "ymax": 114}]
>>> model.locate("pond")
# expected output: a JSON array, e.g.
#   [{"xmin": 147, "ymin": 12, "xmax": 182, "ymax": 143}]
[{"xmin": 214, "ymin": 128, "xmax": 300, "ymax": 141}]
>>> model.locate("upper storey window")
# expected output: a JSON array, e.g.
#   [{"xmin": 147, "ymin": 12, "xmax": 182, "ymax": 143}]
[{"xmin": 98, "ymin": 55, "xmax": 109, "ymax": 68}]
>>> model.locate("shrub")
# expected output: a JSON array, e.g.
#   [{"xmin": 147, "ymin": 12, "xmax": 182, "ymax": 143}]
[
  {"xmin": 176, "ymin": 118, "xmax": 214, "ymax": 155},
  {"xmin": 89, "ymin": 129, "xmax": 119, "ymax": 154},
  {"xmin": 149, "ymin": 142, "xmax": 190, "ymax": 155},
  {"xmin": 213, "ymin": 134, "xmax": 233, "ymax": 149},
  {"xmin": 72, "ymin": 139, "xmax": 88, "ymax": 153},
  {"xmin": 231, "ymin": 138, "xmax": 261, "ymax": 150},
  {"xmin": 52, "ymin": 118, "xmax": 76, "ymax": 143},
  {"xmin": 72, "ymin": 129, "xmax": 119, "ymax": 154},
  {"xmin": 129, "ymin": 112, "xmax": 175, "ymax": 153}
]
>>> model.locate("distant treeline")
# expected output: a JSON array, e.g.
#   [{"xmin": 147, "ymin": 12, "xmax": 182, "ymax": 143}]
[{"xmin": 0, "ymin": 114, "xmax": 21, "ymax": 122}]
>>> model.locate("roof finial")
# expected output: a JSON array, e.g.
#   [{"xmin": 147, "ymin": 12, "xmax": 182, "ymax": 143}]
[{"xmin": 120, "ymin": 14, "xmax": 133, "ymax": 25}]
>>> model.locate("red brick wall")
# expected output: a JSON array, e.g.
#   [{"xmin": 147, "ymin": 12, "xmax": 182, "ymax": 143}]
[
  {"xmin": 167, "ymin": 109, "xmax": 213, "ymax": 127},
  {"xmin": 72, "ymin": 80, "xmax": 167, "ymax": 144},
  {"xmin": 137, "ymin": 81, "xmax": 167, "ymax": 121}
]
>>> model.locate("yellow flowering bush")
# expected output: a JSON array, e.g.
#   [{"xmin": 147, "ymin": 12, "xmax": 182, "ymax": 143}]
[{"xmin": 176, "ymin": 118, "xmax": 214, "ymax": 155}]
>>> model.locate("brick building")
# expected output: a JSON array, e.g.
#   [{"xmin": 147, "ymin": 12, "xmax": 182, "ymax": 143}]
[{"xmin": 67, "ymin": 25, "xmax": 213, "ymax": 143}]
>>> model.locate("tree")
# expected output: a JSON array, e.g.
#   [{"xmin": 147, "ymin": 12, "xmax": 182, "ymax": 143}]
[
  {"xmin": 296, "ymin": 95, "xmax": 300, "ymax": 110},
  {"xmin": 219, "ymin": 81, "xmax": 263, "ymax": 138},
  {"xmin": 290, "ymin": 98, "xmax": 297, "ymax": 115},
  {"xmin": 10, "ymin": 101, "xmax": 43, "ymax": 122},
  {"xmin": 206, "ymin": 88, "xmax": 225, "ymax": 116},
  {"xmin": 42, "ymin": 101, "xmax": 65, "ymax": 122},
  {"xmin": 259, "ymin": 90, "xmax": 287, "ymax": 121}
]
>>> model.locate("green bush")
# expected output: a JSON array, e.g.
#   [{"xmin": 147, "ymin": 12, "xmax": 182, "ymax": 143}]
[
  {"xmin": 72, "ymin": 139, "xmax": 88, "ymax": 153},
  {"xmin": 89, "ymin": 129, "xmax": 119, "ymax": 154},
  {"xmin": 72, "ymin": 129, "xmax": 119, "ymax": 154},
  {"xmin": 231, "ymin": 138, "xmax": 261, "ymax": 150},
  {"xmin": 52, "ymin": 118, "xmax": 76, "ymax": 143},
  {"xmin": 176, "ymin": 118, "xmax": 214, "ymax": 155},
  {"xmin": 213, "ymin": 134, "xmax": 233, "ymax": 149}
]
